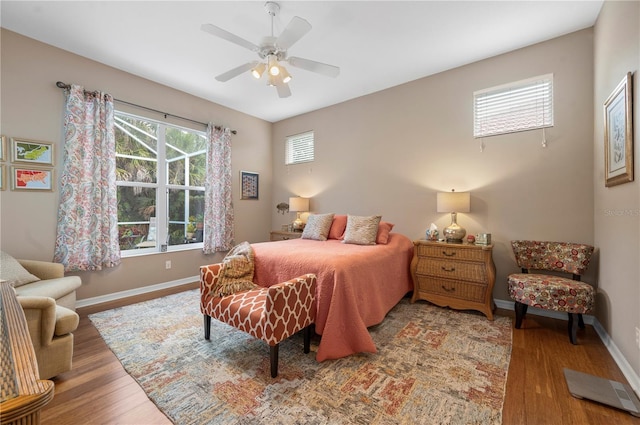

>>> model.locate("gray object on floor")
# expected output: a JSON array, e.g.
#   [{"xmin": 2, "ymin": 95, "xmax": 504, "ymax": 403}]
[{"xmin": 564, "ymin": 368, "xmax": 640, "ymax": 417}]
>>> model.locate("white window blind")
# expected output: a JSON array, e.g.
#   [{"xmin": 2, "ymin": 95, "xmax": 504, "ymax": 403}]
[
  {"xmin": 285, "ymin": 131, "xmax": 314, "ymax": 165},
  {"xmin": 474, "ymin": 74, "xmax": 553, "ymax": 138}
]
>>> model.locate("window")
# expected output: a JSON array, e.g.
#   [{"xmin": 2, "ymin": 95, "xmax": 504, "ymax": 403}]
[
  {"xmin": 285, "ymin": 131, "xmax": 314, "ymax": 165},
  {"xmin": 115, "ymin": 112, "xmax": 207, "ymax": 253},
  {"xmin": 474, "ymin": 74, "xmax": 553, "ymax": 138}
]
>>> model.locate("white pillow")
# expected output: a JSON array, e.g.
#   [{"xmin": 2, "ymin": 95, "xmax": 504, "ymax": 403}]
[
  {"xmin": 342, "ymin": 215, "xmax": 382, "ymax": 245},
  {"xmin": 301, "ymin": 213, "xmax": 335, "ymax": 241},
  {"xmin": 0, "ymin": 251, "xmax": 40, "ymax": 287}
]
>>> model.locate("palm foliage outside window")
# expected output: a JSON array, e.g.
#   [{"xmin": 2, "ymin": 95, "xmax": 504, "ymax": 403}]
[{"xmin": 115, "ymin": 112, "xmax": 207, "ymax": 252}]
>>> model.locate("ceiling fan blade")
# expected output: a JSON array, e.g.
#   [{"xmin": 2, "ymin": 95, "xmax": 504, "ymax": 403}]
[
  {"xmin": 276, "ymin": 82, "xmax": 292, "ymax": 98},
  {"xmin": 287, "ymin": 56, "xmax": 340, "ymax": 78},
  {"xmin": 215, "ymin": 62, "xmax": 258, "ymax": 82},
  {"xmin": 201, "ymin": 23, "xmax": 260, "ymax": 52},
  {"xmin": 276, "ymin": 16, "xmax": 311, "ymax": 50}
]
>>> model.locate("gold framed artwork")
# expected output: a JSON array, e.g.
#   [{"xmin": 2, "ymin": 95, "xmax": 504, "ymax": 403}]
[
  {"xmin": 240, "ymin": 171, "xmax": 259, "ymax": 200},
  {"xmin": 0, "ymin": 135, "xmax": 6, "ymax": 161},
  {"xmin": 0, "ymin": 165, "xmax": 5, "ymax": 190},
  {"xmin": 11, "ymin": 137, "xmax": 54, "ymax": 166},
  {"xmin": 603, "ymin": 72, "xmax": 634, "ymax": 187},
  {"xmin": 11, "ymin": 166, "xmax": 54, "ymax": 191}
]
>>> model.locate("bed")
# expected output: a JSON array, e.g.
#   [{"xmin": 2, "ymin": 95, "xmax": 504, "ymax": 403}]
[{"xmin": 251, "ymin": 232, "xmax": 414, "ymax": 361}]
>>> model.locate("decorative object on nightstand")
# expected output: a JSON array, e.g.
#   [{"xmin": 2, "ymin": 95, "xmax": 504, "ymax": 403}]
[
  {"xmin": 270, "ymin": 230, "xmax": 303, "ymax": 241},
  {"xmin": 411, "ymin": 240, "xmax": 495, "ymax": 320},
  {"xmin": 289, "ymin": 196, "xmax": 309, "ymax": 231},
  {"xmin": 437, "ymin": 189, "xmax": 470, "ymax": 243}
]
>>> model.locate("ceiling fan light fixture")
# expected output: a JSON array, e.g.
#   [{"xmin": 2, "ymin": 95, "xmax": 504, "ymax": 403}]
[
  {"xmin": 280, "ymin": 66, "xmax": 292, "ymax": 83},
  {"xmin": 251, "ymin": 62, "xmax": 266, "ymax": 79},
  {"xmin": 268, "ymin": 55, "xmax": 280, "ymax": 76},
  {"xmin": 267, "ymin": 72, "xmax": 278, "ymax": 87}
]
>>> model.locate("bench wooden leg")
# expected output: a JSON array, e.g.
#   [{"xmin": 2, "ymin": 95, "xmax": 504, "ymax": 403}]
[
  {"xmin": 204, "ymin": 315, "xmax": 211, "ymax": 340},
  {"xmin": 514, "ymin": 302, "xmax": 528, "ymax": 329},
  {"xmin": 270, "ymin": 344, "xmax": 279, "ymax": 378},
  {"xmin": 303, "ymin": 325, "xmax": 311, "ymax": 354}
]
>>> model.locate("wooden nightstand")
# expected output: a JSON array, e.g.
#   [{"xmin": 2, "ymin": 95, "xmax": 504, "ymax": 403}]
[
  {"xmin": 410, "ymin": 240, "xmax": 496, "ymax": 320},
  {"xmin": 270, "ymin": 230, "xmax": 303, "ymax": 241}
]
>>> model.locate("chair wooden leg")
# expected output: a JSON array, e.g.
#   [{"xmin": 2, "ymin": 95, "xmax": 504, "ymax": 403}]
[
  {"xmin": 303, "ymin": 325, "xmax": 311, "ymax": 354},
  {"xmin": 514, "ymin": 302, "xmax": 528, "ymax": 329},
  {"xmin": 270, "ymin": 344, "xmax": 279, "ymax": 378},
  {"xmin": 578, "ymin": 313, "xmax": 585, "ymax": 329},
  {"xmin": 568, "ymin": 313, "xmax": 578, "ymax": 345},
  {"xmin": 204, "ymin": 315, "xmax": 211, "ymax": 340}
]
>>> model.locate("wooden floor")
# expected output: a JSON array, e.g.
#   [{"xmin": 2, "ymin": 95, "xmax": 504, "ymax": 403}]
[{"xmin": 41, "ymin": 286, "xmax": 639, "ymax": 425}]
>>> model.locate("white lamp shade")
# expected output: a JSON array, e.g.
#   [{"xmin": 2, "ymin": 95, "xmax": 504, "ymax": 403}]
[
  {"xmin": 437, "ymin": 191, "xmax": 470, "ymax": 213},
  {"xmin": 289, "ymin": 197, "xmax": 309, "ymax": 212}
]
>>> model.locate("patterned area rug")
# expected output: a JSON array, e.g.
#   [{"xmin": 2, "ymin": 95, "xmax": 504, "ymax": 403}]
[{"xmin": 89, "ymin": 290, "xmax": 512, "ymax": 424}]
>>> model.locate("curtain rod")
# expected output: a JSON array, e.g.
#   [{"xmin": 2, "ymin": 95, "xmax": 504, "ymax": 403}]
[{"xmin": 56, "ymin": 81, "xmax": 237, "ymax": 134}]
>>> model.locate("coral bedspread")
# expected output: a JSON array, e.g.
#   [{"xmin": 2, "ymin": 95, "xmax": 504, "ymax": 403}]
[{"xmin": 252, "ymin": 233, "xmax": 414, "ymax": 361}]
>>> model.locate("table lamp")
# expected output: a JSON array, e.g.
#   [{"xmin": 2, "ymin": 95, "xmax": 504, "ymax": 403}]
[
  {"xmin": 437, "ymin": 189, "xmax": 470, "ymax": 243},
  {"xmin": 289, "ymin": 197, "xmax": 309, "ymax": 231}
]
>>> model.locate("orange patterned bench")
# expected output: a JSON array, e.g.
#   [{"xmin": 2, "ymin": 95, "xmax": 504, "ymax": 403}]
[{"xmin": 200, "ymin": 263, "xmax": 316, "ymax": 377}]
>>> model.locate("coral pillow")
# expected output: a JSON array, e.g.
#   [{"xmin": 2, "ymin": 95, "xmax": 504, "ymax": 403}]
[
  {"xmin": 328, "ymin": 214, "xmax": 347, "ymax": 239},
  {"xmin": 376, "ymin": 222, "xmax": 395, "ymax": 244}
]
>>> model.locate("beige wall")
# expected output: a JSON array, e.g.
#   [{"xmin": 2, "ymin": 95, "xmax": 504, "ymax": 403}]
[
  {"xmin": 0, "ymin": 29, "xmax": 273, "ymax": 301},
  {"xmin": 272, "ymin": 29, "xmax": 595, "ymax": 303},
  {"xmin": 594, "ymin": 1, "xmax": 640, "ymax": 377}
]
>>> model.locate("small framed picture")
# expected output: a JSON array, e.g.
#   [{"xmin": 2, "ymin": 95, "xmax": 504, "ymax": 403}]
[
  {"xmin": 0, "ymin": 135, "xmax": 6, "ymax": 161},
  {"xmin": 11, "ymin": 138, "xmax": 54, "ymax": 166},
  {"xmin": 604, "ymin": 72, "xmax": 633, "ymax": 187},
  {"xmin": 11, "ymin": 166, "xmax": 54, "ymax": 191},
  {"xmin": 0, "ymin": 165, "xmax": 5, "ymax": 190},
  {"xmin": 240, "ymin": 171, "xmax": 259, "ymax": 200}
]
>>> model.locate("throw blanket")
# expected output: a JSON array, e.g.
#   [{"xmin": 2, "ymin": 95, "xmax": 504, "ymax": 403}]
[{"xmin": 211, "ymin": 241, "xmax": 258, "ymax": 297}]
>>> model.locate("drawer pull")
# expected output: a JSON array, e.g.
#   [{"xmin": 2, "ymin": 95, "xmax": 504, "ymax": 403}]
[
  {"xmin": 442, "ymin": 285, "xmax": 455, "ymax": 292},
  {"xmin": 282, "ymin": 237, "xmax": 290, "ymax": 240},
  {"xmin": 441, "ymin": 266, "xmax": 456, "ymax": 272},
  {"xmin": 442, "ymin": 251, "xmax": 456, "ymax": 257}
]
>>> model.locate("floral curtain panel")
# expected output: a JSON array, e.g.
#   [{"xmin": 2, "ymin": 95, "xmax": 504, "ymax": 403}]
[
  {"xmin": 54, "ymin": 84, "xmax": 121, "ymax": 271},
  {"xmin": 203, "ymin": 124, "xmax": 234, "ymax": 253}
]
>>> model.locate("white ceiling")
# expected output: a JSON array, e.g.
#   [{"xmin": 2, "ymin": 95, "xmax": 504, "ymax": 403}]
[{"xmin": 1, "ymin": 1, "xmax": 603, "ymax": 123}]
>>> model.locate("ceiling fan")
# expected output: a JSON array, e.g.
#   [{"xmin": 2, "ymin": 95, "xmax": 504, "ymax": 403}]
[{"xmin": 201, "ymin": 1, "xmax": 340, "ymax": 98}]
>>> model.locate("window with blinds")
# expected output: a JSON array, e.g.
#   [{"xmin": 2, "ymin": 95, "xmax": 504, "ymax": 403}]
[
  {"xmin": 474, "ymin": 74, "xmax": 553, "ymax": 138},
  {"xmin": 285, "ymin": 131, "xmax": 314, "ymax": 165}
]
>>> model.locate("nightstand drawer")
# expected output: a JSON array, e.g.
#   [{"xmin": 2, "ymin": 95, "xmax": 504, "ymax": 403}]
[
  {"xmin": 415, "ymin": 276, "xmax": 487, "ymax": 303},
  {"xmin": 416, "ymin": 244, "xmax": 485, "ymax": 262},
  {"xmin": 416, "ymin": 259, "xmax": 487, "ymax": 283}
]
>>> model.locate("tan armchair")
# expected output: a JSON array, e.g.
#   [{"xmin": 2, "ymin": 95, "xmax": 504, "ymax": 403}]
[{"xmin": 12, "ymin": 259, "xmax": 82, "ymax": 380}]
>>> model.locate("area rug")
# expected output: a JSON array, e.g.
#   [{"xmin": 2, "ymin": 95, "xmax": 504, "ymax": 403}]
[{"xmin": 89, "ymin": 290, "xmax": 512, "ymax": 424}]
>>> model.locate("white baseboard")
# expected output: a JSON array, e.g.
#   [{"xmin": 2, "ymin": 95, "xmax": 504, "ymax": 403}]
[
  {"xmin": 75, "ymin": 275, "xmax": 199, "ymax": 309},
  {"xmin": 495, "ymin": 299, "xmax": 640, "ymax": 396}
]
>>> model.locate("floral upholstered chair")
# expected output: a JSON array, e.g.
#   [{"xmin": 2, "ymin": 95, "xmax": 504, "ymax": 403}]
[{"xmin": 507, "ymin": 240, "xmax": 595, "ymax": 344}]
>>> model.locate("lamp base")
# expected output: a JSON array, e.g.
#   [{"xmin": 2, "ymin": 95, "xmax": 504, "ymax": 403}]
[
  {"xmin": 444, "ymin": 212, "xmax": 466, "ymax": 243},
  {"xmin": 292, "ymin": 213, "xmax": 305, "ymax": 231}
]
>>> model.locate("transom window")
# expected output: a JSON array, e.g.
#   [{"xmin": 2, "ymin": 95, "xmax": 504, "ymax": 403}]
[
  {"xmin": 285, "ymin": 131, "xmax": 314, "ymax": 165},
  {"xmin": 115, "ymin": 111, "xmax": 207, "ymax": 253},
  {"xmin": 474, "ymin": 74, "xmax": 553, "ymax": 138}
]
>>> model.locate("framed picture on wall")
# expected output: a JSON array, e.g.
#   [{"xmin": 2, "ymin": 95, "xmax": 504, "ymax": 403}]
[
  {"xmin": 0, "ymin": 135, "xmax": 6, "ymax": 161},
  {"xmin": 0, "ymin": 165, "xmax": 5, "ymax": 190},
  {"xmin": 11, "ymin": 166, "xmax": 54, "ymax": 191},
  {"xmin": 603, "ymin": 72, "xmax": 633, "ymax": 187},
  {"xmin": 11, "ymin": 138, "xmax": 54, "ymax": 166},
  {"xmin": 240, "ymin": 171, "xmax": 259, "ymax": 200}
]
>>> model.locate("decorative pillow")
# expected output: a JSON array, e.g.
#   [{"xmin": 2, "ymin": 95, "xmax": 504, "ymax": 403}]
[
  {"xmin": 328, "ymin": 215, "xmax": 347, "ymax": 240},
  {"xmin": 301, "ymin": 213, "xmax": 335, "ymax": 241},
  {"xmin": 211, "ymin": 241, "xmax": 258, "ymax": 297},
  {"xmin": 0, "ymin": 251, "xmax": 40, "ymax": 288},
  {"xmin": 376, "ymin": 221, "xmax": 395, "ymax": 244},
  {"xmin": 342, "ymin": 215, "xmax": 382, "ymax": 245}
]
